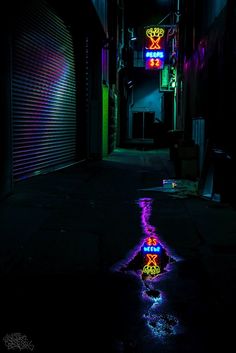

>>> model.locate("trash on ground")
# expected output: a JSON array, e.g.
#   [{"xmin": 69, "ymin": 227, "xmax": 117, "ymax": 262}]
[{"xmin": 139, "ymin": 179, "xmax": 199, "ymax": 198}]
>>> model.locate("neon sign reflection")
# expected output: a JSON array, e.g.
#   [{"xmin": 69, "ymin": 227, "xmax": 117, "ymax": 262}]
[
  {"xmin": 115, "ymin": 198, "xmax": 172, "ymax": 280},
  {"xmin": 112, "ymin": 197, "xmax": 179, "ymax": 339},
  {"xmin": 138, "ymin": 198, "xmax": 169, "ymax": 279}
]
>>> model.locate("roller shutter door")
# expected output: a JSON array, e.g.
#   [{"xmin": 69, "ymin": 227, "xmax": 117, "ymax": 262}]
[{"xmin": 12, "ymin": 1, "xmax": 77, "ymax": 180}]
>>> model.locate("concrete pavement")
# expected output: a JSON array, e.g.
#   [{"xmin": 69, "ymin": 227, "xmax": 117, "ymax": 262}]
[{"xmin": 0, "ymin": 147, "xmax": 235, "ymax": 352}]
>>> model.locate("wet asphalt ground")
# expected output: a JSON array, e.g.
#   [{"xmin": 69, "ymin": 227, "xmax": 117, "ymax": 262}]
[{"xmin": 0, "ymin": 147, "xmax": 235, "ymax": 352}]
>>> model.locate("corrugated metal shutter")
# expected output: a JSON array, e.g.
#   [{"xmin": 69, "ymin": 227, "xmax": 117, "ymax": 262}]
[{"xmin": 12, "ymin": 1, "xmax": 77, "ymax": 180}]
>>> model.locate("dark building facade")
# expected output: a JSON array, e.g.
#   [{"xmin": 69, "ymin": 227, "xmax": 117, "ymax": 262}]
[
  {"xmin": 179, "ymin": 0, "xmax": 236, "ymax": 202},
  {"xmin": 121, "ymin": 0, "xmax": 236, "ymax": 203}
]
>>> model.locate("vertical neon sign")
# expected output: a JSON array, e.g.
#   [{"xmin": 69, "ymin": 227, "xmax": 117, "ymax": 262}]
[{"xmin": 144, "ymin": 27, "xmax": 166, "ymax": 70}]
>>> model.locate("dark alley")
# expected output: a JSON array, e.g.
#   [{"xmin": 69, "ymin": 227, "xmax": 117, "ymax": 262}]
[
  {"xmin": 1, "ymin": 1, "xmax": 236, "ymax": 352},
  {"xmin": 1, "ymin": 148, "xmax": 235, "ymax": 352}
]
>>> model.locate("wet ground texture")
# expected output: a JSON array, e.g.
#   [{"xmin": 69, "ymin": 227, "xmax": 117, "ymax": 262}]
[{"xmin": 0, "ymin": 148, "xmax": 235, "ymax": 352}]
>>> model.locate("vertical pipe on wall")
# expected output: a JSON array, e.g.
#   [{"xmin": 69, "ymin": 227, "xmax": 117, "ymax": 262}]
[{"xmin": 174, "ymin": 0, "xmax": 181, "ymax": 131}]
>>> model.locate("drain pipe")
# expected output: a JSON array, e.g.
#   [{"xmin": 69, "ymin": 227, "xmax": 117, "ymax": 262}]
[{"xmin": 173, "ymin": 0, "xmax": 181, "ymax": 131}]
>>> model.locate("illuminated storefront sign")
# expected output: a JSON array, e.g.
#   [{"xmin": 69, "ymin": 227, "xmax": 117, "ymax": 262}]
[
  {"xmin": 145, "ymin": 58, "xmax": 164, "ymax": 70},
  {"xmin": 144, "ymin": 26, "xmax": 166, "ymax": 70},
  {"xmin": 145, "ymin": 27, "xmax": 165, "ymax": 50},
  {"xmin": 114, "ymin": 198, "xmax": 172, "ymax": 281},
  {"xmin": 160, "ymin": 65, "xmax": 176, "ymax": 91},
  {"xmin": 145, "ymin": 50, "xmax": 164, "ymax": 59}
]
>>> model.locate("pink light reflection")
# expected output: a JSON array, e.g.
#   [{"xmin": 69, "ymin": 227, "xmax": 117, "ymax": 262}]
[{"xmin": 138, "ymin": 198, "xmax": 158, "ymax": 240}]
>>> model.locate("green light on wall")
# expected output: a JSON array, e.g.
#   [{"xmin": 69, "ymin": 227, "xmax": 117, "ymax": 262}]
[
  {"xmin": 102, "ymin": 84, "xmax": 109, "ymax": 157},
  {"xmin": 160, "ymin": 65, "xmax": 169, "ymax": 89},
  {"xmin": 160, "ymin": 65, "xmax": 176, "ymax": 91}
]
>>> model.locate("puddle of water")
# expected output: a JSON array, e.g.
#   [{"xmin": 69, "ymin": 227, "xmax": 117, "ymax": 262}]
[
  {"xmin": 144, "ymin": 311, "xmax": 179, "ymax": 338},
  {"xmin": 116, "ymin": 198, "xmax": 175, "ymax": 280},
  {"xmin": 112, "ymin": 197, "xmax": 180, "ymax": 342}
]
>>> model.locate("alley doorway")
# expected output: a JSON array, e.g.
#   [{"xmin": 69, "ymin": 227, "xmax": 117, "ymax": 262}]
[{"xmin": 132, "ymin": 111, "xmax": 155, "ymax": 139}]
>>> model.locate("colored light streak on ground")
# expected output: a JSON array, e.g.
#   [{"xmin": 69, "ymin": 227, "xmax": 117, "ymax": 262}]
[
  {"xmin": 143, "ymin": 253, "xmax": 161, "ymax": 275},
  {"xmin": 143, "ymin": 265, "xmax": 161, "ymax": 275},
  {"xmin": 142, "ymin": 280, "xmax": 179, "ymax": 338},
  {"xmin": 144, "ymin": 311, "xmax": 179, "ymax": 338},
  {"xmin": 142, "ymin": 287, "xmax": 162, "ymax": 303},
  {"xmin": 142, "ymin": 237, "xmax": 161, "ymax": 255},
  {"xmin": 140, "ymin": 227, "xmax": 179, "ymax": 337},
  {"xmin": 138, "ymin": 198, "xmax": 170, "ymax": 280},
  {"xmin": 111, "ymin": 197, "xmax": 180, "ymax": 341},
  {"xmin": 142, "ymin": 252, "xmax": 161, "ymax": 279},
  {"xmin": 138, "ymin": 198, "xmax": 158, "ymax": 239},
  {"xmin": 142, "ymin": 245, "xmax": 161, "ymax": 253},
  {"xmin": 113, "ymin": 198, "xmax": 172, "ymax": 280},
  {"xmin": 146, "ymin": 254, "xmax": 158, "ymax": 266},
  {"xmin": 146, "ymin": 237, "xmax": 158, "ymax": 245}
]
